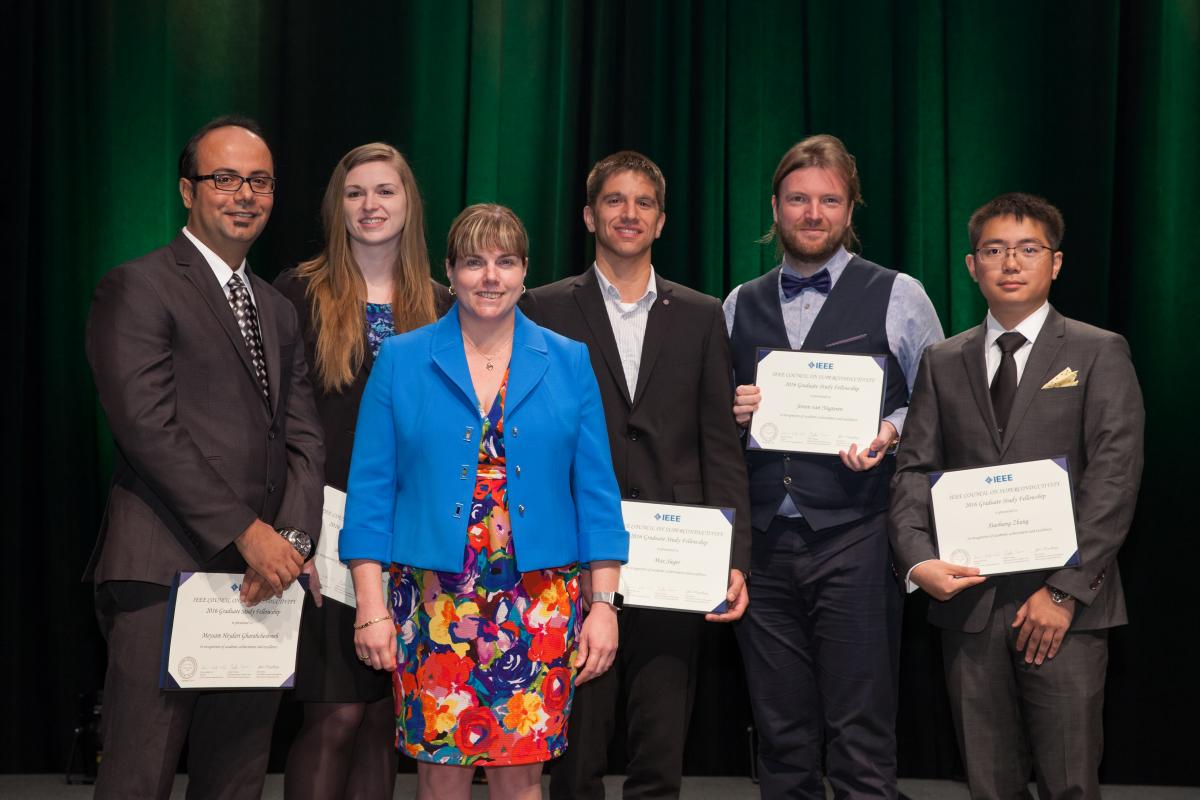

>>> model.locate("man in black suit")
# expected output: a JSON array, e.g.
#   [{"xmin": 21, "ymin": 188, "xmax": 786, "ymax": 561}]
[
  {"xmin": 85, "ymin": 116, "xmax": 324, "ymax": 800},
  {"xmin": 524, "ymin": 151, "xmax": 751, "ymax": 800},
  {"xmin": 890, "ymin": 193, "xmax": 1144, "ymax": 798}
]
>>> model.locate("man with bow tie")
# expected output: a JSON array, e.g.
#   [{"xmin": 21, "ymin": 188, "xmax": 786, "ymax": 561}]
[
  {"xmin": 889, "ymin": 193, "xmax": 1144, "ymax": 799},
  {"xmin": 723, "ymin": 134, "xmax": 942, "ymax": 798}
]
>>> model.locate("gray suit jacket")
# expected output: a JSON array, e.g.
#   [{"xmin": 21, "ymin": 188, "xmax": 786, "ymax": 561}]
[
  {"xmin": 889, "ymin": 307, "xmax": 1144, "ymax": 633},
  {"xmin": 85, "ymin": 233, "xmax": 324, "ymax": 585}
]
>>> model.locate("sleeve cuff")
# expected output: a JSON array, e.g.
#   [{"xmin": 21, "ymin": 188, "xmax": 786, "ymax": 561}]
[{"xmin": 337, "ymin": 526, "xmax": 393, "ymax": 565}]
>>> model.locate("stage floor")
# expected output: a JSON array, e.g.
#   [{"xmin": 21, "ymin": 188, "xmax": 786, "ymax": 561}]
[{"xmin": 5, "ymin": 775, "xmax": 1197, "ymax": 798}]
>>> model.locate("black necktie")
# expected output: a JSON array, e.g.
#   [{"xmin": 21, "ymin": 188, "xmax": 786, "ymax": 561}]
[
  {"xmin": 990, "ymin": 331, "xmax": 1027, "ymax": 435},
  {"xmin": 227, "ymin": 273, "xmax": 270, "ymax": 403},
  {"xmin": 781, "ymin": 269, "xmax": 832, "ymax": 300}
]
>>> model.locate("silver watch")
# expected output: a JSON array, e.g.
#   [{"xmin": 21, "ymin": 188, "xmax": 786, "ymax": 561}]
[
  {"xmin": 1048, "ymin": 587, "xmax": 1071, "ymax": 604},
  {"xmin": 277, "ymin": 527, "xmax": 313, "ymax": 559},
  {"xmin": 592, "ymin": 591, "xmax": 624, "ymax": 611}
]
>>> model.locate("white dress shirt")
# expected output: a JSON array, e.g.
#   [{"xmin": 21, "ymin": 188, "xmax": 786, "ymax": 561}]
[
  {"xmin": 594, "ymin": 264, "xmax": 657, "ymax": 398},
  {"xmin": 984, "ymin": 302, "xmax": 1051, "ymax": 385},
  {"xmin": 183, "ymin": 226, "xmax": 256, "ymax": 306}
]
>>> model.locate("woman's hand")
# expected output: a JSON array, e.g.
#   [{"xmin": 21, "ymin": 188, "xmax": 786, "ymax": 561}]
[
  {"xmin": 575, "ymin": 603, "xmax": 618, "ymax": 685},
  {"xmin": 353, "ymin": 613, "xmax": 396, "ymax": 671},
  {"xmin": 348, "ymin": 559, "xmax": 395, "ymax": 671}
]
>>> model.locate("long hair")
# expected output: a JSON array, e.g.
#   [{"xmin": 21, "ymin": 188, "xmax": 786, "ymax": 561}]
[
  {"xmin": 763, "ymin": 134, "xmax": 864, "ymax": 253},
  {"xmin": 297, "ymin": 143, "xmax": 436, "ymax": 392}
]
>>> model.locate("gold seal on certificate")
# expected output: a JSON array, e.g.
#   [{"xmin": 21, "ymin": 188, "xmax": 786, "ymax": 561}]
[
  {"xmin": 618, "ymin": 500, "xmax": 734, "ymax": 614},
  {"xmin": 159, "ymin": 571, "xmax": 305, "ymax": 690},
  {"xmin": 930, "ymin": 457, "xmax": 1080, "ymax": 576},
  {"xmin": 747, "ymin": 349, "xmax": 887, "ymax": 455}
]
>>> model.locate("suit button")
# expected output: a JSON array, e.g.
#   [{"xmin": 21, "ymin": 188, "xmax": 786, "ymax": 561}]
[
  {"xmin": 515, "ymin": 465, "xmax": 522, "ymax": 476},
  {"xmin": 512, "ymin": 426, "xmax": 519, "ymax": 437},
  {"xmin": 267, "ymin": 482, "xmax": 276, "ymax": 493},
  {"xmin": 630, "ymin": 488, "xmax": 641, "ymax": 498},
  {"xmin": 783, "ymin": 455, "xmax": 790, "ymax": 463},
  {"xmin": 627, "ymin": 428, "xmax": 640, "ymax": 441},
  {"xmin": 782, "ymin": 476, "xmax": 792, "ymax": 486},
  {"xmin": 267, "ymin": 428, "xmax": 277, "ymax": 440},
  {"xmin": 518, "ymin": 504, "xmax": 526, "ymax": 515}
]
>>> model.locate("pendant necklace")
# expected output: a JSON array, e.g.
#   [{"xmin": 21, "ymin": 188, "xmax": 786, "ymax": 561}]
[{"xmin": 464, "ymin": 333, "xmax": 511, "ymax": 372}]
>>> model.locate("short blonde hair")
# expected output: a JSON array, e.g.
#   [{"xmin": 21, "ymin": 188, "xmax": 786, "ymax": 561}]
[{"xmin": 445, "ymin": 203, "xmax": 529, "ymax": 266}]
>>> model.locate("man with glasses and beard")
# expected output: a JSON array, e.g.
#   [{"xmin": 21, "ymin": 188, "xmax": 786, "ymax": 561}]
[
  {"xmin": 85, "ymin": 116, "xmax": 323, "ymax": 799},
  {"xmin": 724, "ymin": 134, "xmax": 942, "ymax": 798}
]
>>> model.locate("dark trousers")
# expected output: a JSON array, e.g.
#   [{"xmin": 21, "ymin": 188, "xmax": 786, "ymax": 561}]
[
  {"xmin": 550, "ymin": 606, "xmax": 703, "ymax": 799},
  {"xmin": 94, "ymin": 580, "xmax": 281, "ymax": 800},
  {"xmin": 735, "ymin": 513, "xmax": 901, "ymax": 799},
  {"xmin": 942, "ymin": 600, "xmax": 1109, "ymax": 800}
]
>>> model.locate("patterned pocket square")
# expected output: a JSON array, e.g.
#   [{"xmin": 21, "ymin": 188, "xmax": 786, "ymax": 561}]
[{"xmin": 1042, "ymin": 367, "xmax": 1079, "ymax": 389}]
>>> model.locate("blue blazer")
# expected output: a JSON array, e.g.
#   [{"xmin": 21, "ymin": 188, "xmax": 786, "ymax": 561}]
[{"xmin": 340, "ymin": 305, "xmax": 629, "ymax": 573}]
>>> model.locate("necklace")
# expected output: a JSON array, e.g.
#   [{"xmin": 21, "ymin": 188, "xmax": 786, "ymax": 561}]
[{"xmin": 463, "ymin": 332, "xmax": 512, "ymax": 372}]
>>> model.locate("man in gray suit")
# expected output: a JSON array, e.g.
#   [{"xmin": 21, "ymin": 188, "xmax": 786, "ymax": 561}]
[
  {"xmin": 85, "ymin": 116, "xmax": 323, "ymax": 799},
  {"xmin": 889, "ymin": 193, "xmax": 1144, "ymax": 799}
]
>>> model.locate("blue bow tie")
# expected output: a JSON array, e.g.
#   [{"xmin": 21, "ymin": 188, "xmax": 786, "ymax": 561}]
[{"xmin": 781, "ymin": 269, "xmax": 832, "ymax": 300}]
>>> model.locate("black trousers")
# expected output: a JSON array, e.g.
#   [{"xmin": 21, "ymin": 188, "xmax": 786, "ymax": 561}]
[
  {"xmin": 550, "ymin": 606, "xmax": 704, "ymax": 799},
  {"xmin": 93, "ymin": 580, "xmax": 281, "ymax": 800},
  {"xmin": 735, "ymin": 513, "xmax": 902, "ymax": 799}
]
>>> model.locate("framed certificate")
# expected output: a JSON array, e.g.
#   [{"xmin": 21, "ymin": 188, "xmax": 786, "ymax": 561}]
[
  {"xmin": 618, "ymin": 500, "xmax": 733, "ymax": 614},
  {"xmin": 159, "ymin": 571, "xmax": 305, "ymax": 690},
  {"xmin": 747, "ymin": 348, "xmax": 887, "ymax": 455},
  {"xmin": 929, "ymin": 457, "xmax": 1080, "ymax": 576}
]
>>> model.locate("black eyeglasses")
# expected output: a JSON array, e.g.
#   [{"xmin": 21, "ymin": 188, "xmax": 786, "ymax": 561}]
[
  {"xmin": 191, "ymin": 173, "xmax": 277, "ymax": 195},
  {"xmin": 973, "ymin": 244, "xmax": 1055, "ymax": 264}
]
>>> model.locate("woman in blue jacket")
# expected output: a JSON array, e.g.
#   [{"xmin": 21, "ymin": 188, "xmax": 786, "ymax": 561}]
[{"xmin": 340, "ymin": 204, "xmax": 627, "ymax": 799}]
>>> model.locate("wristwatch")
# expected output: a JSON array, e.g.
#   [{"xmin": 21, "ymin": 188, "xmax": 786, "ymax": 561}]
[
  {"xmin": 1048, "ymin": 586, "xmax": 1072, "ymax": 604},
  {"xmin": 592, "ymin": 591, "xmax": 624, "ymax": 611},
  {"xmin": 277, "ymin": 527, "xmax": 313, "ymax": 559}
]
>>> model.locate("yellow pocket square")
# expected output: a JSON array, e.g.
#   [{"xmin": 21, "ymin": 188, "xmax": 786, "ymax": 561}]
[{"xmin": 1042, "ymin": 368, "xmax": 1079, "ymax": 389}]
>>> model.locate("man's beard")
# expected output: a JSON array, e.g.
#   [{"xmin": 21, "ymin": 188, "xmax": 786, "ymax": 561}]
[{"xmin": 779, "ymin": 224, "xmax": 845, "ymax": 266}]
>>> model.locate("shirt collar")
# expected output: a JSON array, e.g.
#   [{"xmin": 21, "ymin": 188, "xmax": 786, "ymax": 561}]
[
  {"xmin": 182, "ymin": 226, "xmax": 250, "ymax": 289},
  {"xmin": 779, "ymin": 246, "xmax": 852, "ymax": 296},
  {"xmin": 984, "ymin": 302, "xmax": 1051, "ymax": 350},
  {"xmin": 594, "ymin": 262, "xmax": 657, "ymax": 307}
]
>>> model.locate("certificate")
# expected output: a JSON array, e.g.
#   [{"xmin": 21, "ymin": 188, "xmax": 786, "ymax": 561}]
[
  {"xmin": 747, "ymin": 349, "xmax": 887, "ymax": 455},
  {"xmin": 316, "ymin": 486, "xmax": 355, "ymax": 607},
  {"xmin": 618, "ymin": 500, "xmax": 733, "ymax": 614},
  {"xmin": 159, "ymin": 571, "xmax": 304, "ymax": 690},
  {"xmin": 929, "ymin": 457, "xmax": 1080, "ymax": 576}
]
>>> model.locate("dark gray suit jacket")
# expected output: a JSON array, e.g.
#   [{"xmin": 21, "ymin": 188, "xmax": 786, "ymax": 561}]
[
  {"xmin": 889, "ymin": 307, "xmax": 1144, "ymax": 633},
  {"xmin": 522, "ymin": 267, "xmax": 751, "ymax": 573},
  {"xmin": 85, "ymin": 233, "xmax": 324, "ymax": 586}
]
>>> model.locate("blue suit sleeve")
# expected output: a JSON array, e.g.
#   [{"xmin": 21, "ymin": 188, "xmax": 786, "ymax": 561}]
[
  {"xmin": 569, "ymin": 341, "xmax": 629, "ymax": 564},
  {"xmin": 340, "ymin": 338, "xmax": 401, "ymax": 563}
]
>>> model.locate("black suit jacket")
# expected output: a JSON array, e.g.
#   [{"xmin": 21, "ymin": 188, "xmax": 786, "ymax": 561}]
[
  {"xmin": 523, "ymin": 267, "xmax": 751, "ymax": 572},
  {"xmin": 889, "ymin": 307, "xmax": 1144, "ymax": 632},
  {"xmin": 85, "ymin": 233, "xmax": 325, "ymax": 585},
  {"xmin": 273, "ymin": 268, "xmax": 453, "ymax": 489}
]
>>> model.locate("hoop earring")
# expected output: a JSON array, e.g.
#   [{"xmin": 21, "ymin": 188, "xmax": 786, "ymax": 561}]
[
  {"xmin": 521, "ymin": 285, "xmax": 527, "ymax": 294},
  {"xmin": 448, "ymin": 286, "xmax": 456, "ymax": 296}
]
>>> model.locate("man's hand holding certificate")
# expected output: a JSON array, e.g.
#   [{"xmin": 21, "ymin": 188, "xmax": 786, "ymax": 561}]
[
  {"xmin": 929, "ymin": 457, "xmax": 1079, "ymax": 576},
  {"xmin": 160, "ymin": 571, "xmax": 305, "ymax": 690},
  {"xmin": 618, "ymin": 501, "xmax": 735, "ymax": 615},
  {"xmin": 745, "ymin": 349, "xmax": 887, "ymax": 456}
]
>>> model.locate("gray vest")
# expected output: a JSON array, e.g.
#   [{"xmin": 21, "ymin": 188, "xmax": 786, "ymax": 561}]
[{"xmin": 730, "ymin": 257, "xmax": 907, "ymax": 531}]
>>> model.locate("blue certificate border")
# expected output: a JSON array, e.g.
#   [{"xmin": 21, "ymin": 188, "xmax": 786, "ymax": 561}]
[
  {"xmin": 746, "ymin": 346, "xmax": 889, "ymax": 453},
  {"xmin": 620, "ymin": 500, "xmax": 736, "ymax": 615},
  {"xmin": 158, "ymin": 571, "xmax": 303, "ymax": 691},
  {"xmin": 927, "ymin": 455, "xmax": 1080, "ymax": 572}
]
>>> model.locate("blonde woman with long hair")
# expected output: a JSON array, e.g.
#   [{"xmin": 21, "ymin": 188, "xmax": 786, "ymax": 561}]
[{"xmin": 274, "ymin": 142, "xmax": 451, "ymax": 799}]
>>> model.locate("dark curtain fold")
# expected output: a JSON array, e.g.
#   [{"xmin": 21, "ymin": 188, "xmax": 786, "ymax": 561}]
[{"xmin": 3, "ymin": 0, "xmax": 1196, "ymax": 784}]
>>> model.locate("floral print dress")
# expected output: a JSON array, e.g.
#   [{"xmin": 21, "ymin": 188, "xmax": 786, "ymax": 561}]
[{"xmin": 388, "ymin": 372, "xmax": 583, "ymax": 765}]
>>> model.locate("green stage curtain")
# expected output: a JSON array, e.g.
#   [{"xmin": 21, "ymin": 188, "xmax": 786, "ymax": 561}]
[{"xmin": 3, "ymin": 0, "xmax": 1196, "ymax": 783}]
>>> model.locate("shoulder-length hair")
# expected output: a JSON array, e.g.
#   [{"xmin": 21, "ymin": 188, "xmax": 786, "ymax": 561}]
[{"xmin": 297, "ymin": 143, "xmax": 436, "ymax": 392}]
